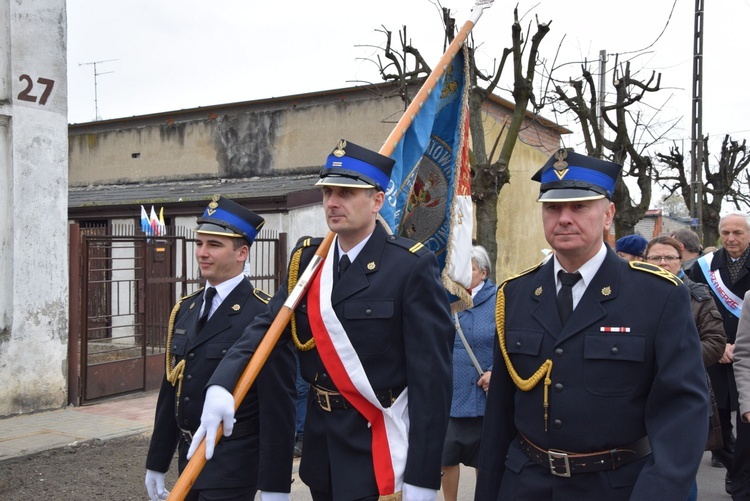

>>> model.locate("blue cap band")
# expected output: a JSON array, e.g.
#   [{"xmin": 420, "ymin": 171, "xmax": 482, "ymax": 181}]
[
  {"xmin": 540, "ymin": 165, "xmax": 616, "ymax": 195},
  {"xmin": 324, "ymin": 154, "xmax": 390, "ymax": 190},
  {"xmin": 204, "ymin": 206, "xmax": 259, "ymax": 243}
]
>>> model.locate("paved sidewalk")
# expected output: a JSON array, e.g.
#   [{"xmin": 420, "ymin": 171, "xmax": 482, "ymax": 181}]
[
  {"xmin": 0, "ymin": 390, "xmax": 731, "ymax": 499},
  {"xmin": 0, "ymin": 391, "xmax": 157, "ymax": 462}
]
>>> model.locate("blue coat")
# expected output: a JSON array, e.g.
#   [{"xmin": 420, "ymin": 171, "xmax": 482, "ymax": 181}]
[
  {"xmin": 450, "ymin": 278, "xmax": 496, "ymax": 418},
  {"xmin": 476, "ymin": 249, "xmax": 709, "ymax": 501}
]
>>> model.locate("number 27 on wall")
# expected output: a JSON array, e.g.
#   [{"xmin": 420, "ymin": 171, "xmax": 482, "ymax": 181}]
[{"xmin": 17, "ymin": 74, "xmax": 55, "ymax": 105}]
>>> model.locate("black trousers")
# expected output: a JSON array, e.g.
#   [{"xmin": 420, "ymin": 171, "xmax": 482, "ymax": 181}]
[
  {"xmin": 184, "ymin": 486, "xmax": 256, "ymax": 501},
  {"xmin": 310, "ymin": 489, "xmax": 378, "ymax": 501}
]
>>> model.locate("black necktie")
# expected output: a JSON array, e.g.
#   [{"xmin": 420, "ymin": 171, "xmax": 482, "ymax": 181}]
[
  {"xmin": 197, "ymin": 287, "xmax": 217, "ymax": 333},
  {"xmin": 557, "ymin": 271, "xmax": 581, "ymax": 325},
  {"xmin": 339, "ymin": 254, "xmax": 351, "ymax": 278}
]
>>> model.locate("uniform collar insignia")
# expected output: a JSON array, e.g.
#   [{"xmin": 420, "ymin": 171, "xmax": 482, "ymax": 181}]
[
  {"xmin": 601, "ymin": 286, "xmax": 612, "ymax": 296},
  {"xmin": 367, "ymin": 261, "xmax": 376, "ymax": 270},
  {"xmin": 232, "ymin": 304, "xmax": 240, "ymax": 311},
  {"xmin": 535, "ymin": 286, "xmax": 543, "ymax": 296}
]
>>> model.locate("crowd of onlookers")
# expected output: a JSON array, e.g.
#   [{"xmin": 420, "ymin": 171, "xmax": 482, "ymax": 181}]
[{"xmin": 611, "ymin": 214, "xmax": 750, "ymax": 500}]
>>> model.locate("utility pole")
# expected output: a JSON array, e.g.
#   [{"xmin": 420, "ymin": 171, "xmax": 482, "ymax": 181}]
[
  {"xmin": 690, "ymin": 0, "xmax": 704, "ymax": 241},
  {"xmin": 78, "ymin": 59, "xmax": 117, "ymax": 121},
  {"xmin": 598, "ymin": 49, "xmax": 607, "ymax": 159}
]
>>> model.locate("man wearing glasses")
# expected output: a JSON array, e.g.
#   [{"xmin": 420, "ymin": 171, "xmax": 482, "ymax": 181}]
[{"xmin": 690, "ymin": 212, "xmax": 750, "ymax": 496}]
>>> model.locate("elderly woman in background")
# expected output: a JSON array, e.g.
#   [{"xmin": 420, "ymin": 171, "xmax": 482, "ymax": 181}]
[
  {"xmin": 644, "ymin": 235, "xmax": 727, "ymax": 501},
  {"xmin": 441, "ymin": 245, "xmax": 496, "ymax": 501}
]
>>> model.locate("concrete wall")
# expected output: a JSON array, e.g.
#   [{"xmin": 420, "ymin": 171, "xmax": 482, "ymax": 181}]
[
  {"xmin": 69, "ymin": 96, "xmax": 402, "ymax": 186},
  {"xmin": 495, "ymin": 139, "xmax": 550, "ymax": 282},
  {"xmin": 0, "ymin": 0, "xmax": 69, "ymax": 416},
  {"xmin": 68, "ymin": 90, "xmax": 562, "ymax": 287},
  {"xmin": 479, "ymin": 101, "xmax": 558, "ymax": 281}
]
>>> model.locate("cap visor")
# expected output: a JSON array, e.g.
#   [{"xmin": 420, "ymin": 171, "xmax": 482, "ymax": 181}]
[
  {"xmin": 315, "ymin": 176, "xmax": 375, "ymax": 189},
  {"xmin": 537, "ymin": 188, "xmax": 606, "ymax": 203},
  {"xmin": 194, "ymin": 222, "xmax": 243, "ymax": 238}
]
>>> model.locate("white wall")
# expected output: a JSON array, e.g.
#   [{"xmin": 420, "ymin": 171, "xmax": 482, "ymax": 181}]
[{"xmin": 0, "ymin": 0, "xmax": 69, "ymax": 416}]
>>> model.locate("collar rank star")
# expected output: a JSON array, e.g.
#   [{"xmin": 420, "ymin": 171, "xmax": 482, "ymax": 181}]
[{"xmin": 553, "ymin": 149, "xmax": 569, "ymax": 180}]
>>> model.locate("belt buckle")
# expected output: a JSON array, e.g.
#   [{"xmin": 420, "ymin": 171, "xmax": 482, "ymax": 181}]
[
  {"xmin": 548, "ymin": 449, "xmax": 571, "ymax": 477},
  {"xmin": 318, "ymin": 390, "xmax": 332, "ymax": 412}
]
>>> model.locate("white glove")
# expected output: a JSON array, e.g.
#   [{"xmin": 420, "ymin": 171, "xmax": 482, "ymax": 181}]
[
  {"xmin": 260, "ymin": 492, "xmax": 291, "ymax": 501},
  {"xmin": 402, "ymin": 482, "xmax": 438, "ymax": 501},
  {"xmin": 144, "ymin": 469, "xmax": 169, "ymax": 500},
  {"xmin": 186, "ymin": 385, "xmax": 236, "ymax": 460}
]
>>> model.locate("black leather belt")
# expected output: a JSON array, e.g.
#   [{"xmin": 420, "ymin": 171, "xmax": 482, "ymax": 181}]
[
  {"xmin": 312, "ymin": 385, "xmax": 404, "ymax": 412},
  {"xmin": 179, "ymin": 418, "xmax": 259, "ymax": 444},
  {"xmin": 518, "ymin": 433, "xmax": 651, "ymax": 477}
]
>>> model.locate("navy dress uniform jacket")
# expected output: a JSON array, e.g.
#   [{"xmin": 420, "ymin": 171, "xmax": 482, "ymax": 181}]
[
  {"xmin": 475, "ymin": 249, "xmax": 709, "ymax": 501},
  {"xmin": 209, "ymin": 222, "xmax": 455, "ymax": 500},
  {"xmin": 689, "ymin": 247, "xmax": 750, "ymax": 409},
  {"xmin": 146, "ymin": 277, "xmax": 296, "ymax": 493}
]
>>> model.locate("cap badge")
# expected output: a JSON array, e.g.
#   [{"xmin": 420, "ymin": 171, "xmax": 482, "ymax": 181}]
[
  {"xmin": 535, "ymin": 286, "xmax": 543, "ymax": 296},
  {"xmin": 333, "ymin": 140, "xmax": 347, "ymax": 158},
  {"xmin": 207, "ymin": 195, "xmax": 220, "ymax": 216},
  {"xmin": 553, "ymin": 149, "xmax": 569, "ymax": 180},
  {"xmin": 601, "ymin": 286, "xmax": 612, "ymax": 296}
]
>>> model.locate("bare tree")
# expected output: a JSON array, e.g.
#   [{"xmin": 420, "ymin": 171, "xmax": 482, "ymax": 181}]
[
  {"xmin": 471, "ymin": 9, "xmax": 549, "ymax": 258},
  {"xmin": 656, "ymin": 134, "xmax": 750, "ymax": 244},
  {"xmin": 553, "ymin": 56, "xmax": 665, "ymax": 237},
  {"xmin": 368, "ymin": 6, "xmax": 550, "ymax": 260}
]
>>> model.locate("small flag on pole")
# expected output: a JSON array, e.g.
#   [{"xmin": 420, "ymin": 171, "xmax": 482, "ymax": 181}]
[
  {"xmin": 379, "ymin": 44, "xmax": 473, "ymax": 308},
  {"xmin": 140, "ymin": 205, "xmax": 153, "ymax": 236},
  {"xmin": 158, "ymin": 207, "xmax": 167, "ymax": 236},
  {"xmin": 149, "ymin": 206, "xmax": 159, "ymax": 235}
]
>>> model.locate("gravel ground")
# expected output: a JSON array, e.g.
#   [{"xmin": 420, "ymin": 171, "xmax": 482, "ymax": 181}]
[{"xmin": 0, "ymin": 433, "xmax": 177, "ymax": 501}]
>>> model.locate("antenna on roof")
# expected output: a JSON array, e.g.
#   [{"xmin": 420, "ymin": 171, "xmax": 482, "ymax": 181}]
[{"xmin": 79, "ymin": 59, "xmax": 118, "ymax": 121}]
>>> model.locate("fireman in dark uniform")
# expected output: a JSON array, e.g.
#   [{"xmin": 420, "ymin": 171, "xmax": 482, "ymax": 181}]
[
  {"xmin": 475, "ymin": 150, "xmax": 710, "ymax": 500},
  {"xmin": 188, "ymin": 140, "xmax": 454, "ymax": 500},
  {"xmin": 145, "ymin": 196, "xmax": 296, "ymax": 501}
]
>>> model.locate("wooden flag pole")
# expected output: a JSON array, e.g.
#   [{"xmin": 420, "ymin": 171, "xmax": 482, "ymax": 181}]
[{"xmin": 167, "ymin": 1, "xmax": 493, "ymax": 498}]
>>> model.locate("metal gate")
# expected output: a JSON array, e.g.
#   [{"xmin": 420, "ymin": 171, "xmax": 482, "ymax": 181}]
[{"xmin": 68, "ymin": 224, "xmax": 285, "ymax": 405}]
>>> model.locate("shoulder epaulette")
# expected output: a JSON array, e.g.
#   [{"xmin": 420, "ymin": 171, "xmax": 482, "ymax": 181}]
[
  {"xmin": 500, "ymin": 260, "xmax": 546, "ymax": 289},
  {"xmin": 180, "ymin": 288, "xmax": 203, "ymax": 302},
  {"xmin": 630, "ymin": 260, "xmax": 682, "ymax": 286},
  {"xmin": 293, "ymin": 236, "xmax": 324, "ymax": 252},
  {"xmin": 253, "ymin": 288, "xmax": 272, "ymax": 304},
  {"xmin": 386, "ymin": 235, "xmax": 429, "ymax": 256}
]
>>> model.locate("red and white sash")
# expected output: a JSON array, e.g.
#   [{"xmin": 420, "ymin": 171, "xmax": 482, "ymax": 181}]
[{"xmin": 307, "ymin": 242, "xmax": 409, "ymax": 496}]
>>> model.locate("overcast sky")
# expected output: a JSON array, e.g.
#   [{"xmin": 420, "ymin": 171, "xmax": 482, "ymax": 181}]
[{"xmin": 67, "ymin": 0, "xmax": 750, "ymax": 155}]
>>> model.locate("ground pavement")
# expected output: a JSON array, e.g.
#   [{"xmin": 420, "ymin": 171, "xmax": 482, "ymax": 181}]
[{"xmin": 0, "ymin": 390, "xmax": 730, "ymax": 499}]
